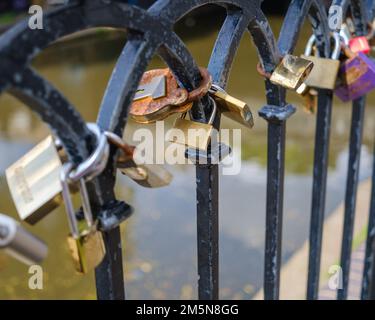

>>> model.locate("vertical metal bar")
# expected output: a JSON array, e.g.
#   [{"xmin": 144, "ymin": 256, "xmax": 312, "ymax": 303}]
[
  {"xmin": 196, "ymin": 161, "xmax": 219, "ymax": 300},
  {"xmin": 307, "ymin": 91, "xmax": 333, "ymax": 300},
  {"xmin": 338, "ymin": 96, "xmax": 366, "ymax": 300},
  {"xmin": 95, "ymin": 228, "xmax": 125, "ymax": 300},
  {"xmin": 361, "ymin": 139, "xmax": 375, "ymax": 300},
  {"xmin": 264, "ymin": 121, "xmax": 286, "ymax": 300}
]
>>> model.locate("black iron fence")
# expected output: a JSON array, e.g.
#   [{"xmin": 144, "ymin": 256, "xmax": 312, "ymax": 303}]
[{"xmin": 0, "ymin": 0, "xmax": 375, "ymax": 300}]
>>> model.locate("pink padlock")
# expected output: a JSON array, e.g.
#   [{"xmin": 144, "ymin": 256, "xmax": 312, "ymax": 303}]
[{"xmin": 349, "ymin": 36, "xmax": 371, "ymax": 54}]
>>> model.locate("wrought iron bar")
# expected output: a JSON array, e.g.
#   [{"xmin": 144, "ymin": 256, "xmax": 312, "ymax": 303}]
[
  {"xmin": 307, "ymin": 91, "xmax": 334, "ymax": 300},
  {"xmin": 338, "ymin": 97, "xmax": 366, "ymax": 300}
]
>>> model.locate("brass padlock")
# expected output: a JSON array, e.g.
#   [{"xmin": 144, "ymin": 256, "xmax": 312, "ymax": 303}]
[
  {"xmin": 104, "ymin": 131, "xmax": 173, "ymax": 188},
  {"xmin": 297, "ymin": 84, "xmax": 318, "ymax": 114},
  {"xmin": 167, "ymin": 97, "xmax": 217, "ymax": 151},
  {"xmin": 270, "ymin": 54, "xmax": 314, "ymax": 90},
  {"xmin": 60, "ymin": 163, "xmax": 106, "ymax": 274},
  {"xmin": 6, "ymin": 124, "xmax": 108, "ymax": 225},
  {"xmin": 300, "ymin": 33, "xmax": 341, "ymax": 90},
  {"xmin": 209, "ymin": 84, "xmax": 254, "ymax": 129},
  {"xmin": 6, "ymin": 136, "xmax": 63, "ymax": 224}
]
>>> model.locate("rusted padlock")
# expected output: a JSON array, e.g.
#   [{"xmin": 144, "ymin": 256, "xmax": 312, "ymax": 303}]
[{"xmin": 130, "ymin": 68, "xmax": 212, "ymax": 123}]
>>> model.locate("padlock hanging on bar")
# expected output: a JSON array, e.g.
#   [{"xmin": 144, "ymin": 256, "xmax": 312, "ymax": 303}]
[
  {"xmin": 6, "ymin": 124, "xmax": 109, "ymax": 225},
  {"xmin": 167, "ymin": 96, "xmax": 217, "ymax": 151},
  {"xmin": 104, "ymin": 131, "xmax": 173, "ymax": 188},
  {"xmin": 60, "ymin": 163, "xmax": 106, "ymax": 275},
  {"xmin": 209, "ymin": 84, "xmax": 254, "ymax": 129},
  {"xmin": 269, "ymin": 54, "xmax": 314, "ymax": 91},
  {"xmin": 130, "ymin": 68, "xmax": 212, "ymax": 124},
  {"xmin": 59, "ymin": 124, "xmax": 109, "ymax": 274},
  {"xmin": 5, "ymin": 136, "xmax": 64, "ymax": 225},
  {"xmin": 299, "ymin": 32, "xmax": 341, "ymax": 91},
  {"xmin": 335, "ymin": 44, "xmax": 375, "ymax": 102}
]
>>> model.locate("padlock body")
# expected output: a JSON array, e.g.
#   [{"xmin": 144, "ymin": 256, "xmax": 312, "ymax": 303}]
[
  {"xmin": 6, "ymin": 136, "xmax": 63, "ymax": 224},
  {"xmin": 335, "ymin": 52, "xmax": 375, "ymax": 102},
  {"xmin": 349, "ymin": 36, "xmax": 371, "ymax": 54},
  {"xmin": 270, "ymin": 55, "xmax": 314, "ymax": 90},
  {"xmin": 130, "ymin": 68, "xmax": 192, "ymax": 123},
  {"xmin": 120, "ymin": 164, "xmax": 172, "ymax": 188},
  {"xmin": 211, "ymin": 90, "xmax": 254, "ymax": 128},
  {"xmin": 168, "ymin": 118, "xmax": 213, "ymax": 150},
  {"xmin": 67, "ymin": 229, "xmax": 106, "ymax": 274},
  {"xmin": 301, "ymin": 55, "xmax": 340, "ymax": 90}
]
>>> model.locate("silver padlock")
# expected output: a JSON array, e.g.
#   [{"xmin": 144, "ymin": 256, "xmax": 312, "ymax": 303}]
[{"xmin": 0, "ymin": 214, "xmax": 48, "ymax": 265}]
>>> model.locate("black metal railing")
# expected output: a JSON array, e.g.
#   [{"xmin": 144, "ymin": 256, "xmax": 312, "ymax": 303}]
[{"xmin": 0, "ymin": 0, "xmax": 375, "ymax": 300}]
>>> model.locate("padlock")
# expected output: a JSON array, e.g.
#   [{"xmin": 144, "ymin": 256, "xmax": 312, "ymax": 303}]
[
  {"xmin": 335, "ymin": 46, "xmax": 375, "ymax": 102},
  {"xmin": 300, "ymin": 32, "xmax": 341, "ymax": 90},
  {"xmin": 6, "ymin": 136, "xmax": 63, "ymax": 225},
  {"xmin": 130, "ymin": 68, "xmax": 192, "ymax": 123},
  {"xmin": 185, "ymin": 142, "xmax": 232, "ymax": 165},
  {"xmin": 269, "ymin": 54, "xmax": 314, "ymax": 90},
  {"xmin": 167, "ymin": 96, "xmax": 217, "ymax": 151},
  {"xmin": 60, "ymin": 163, "xmax": 106, "ymax": 274},
  {"xmin": 6, "ymin": 124, "xmax": 108, "ymax": 225},
  {"xmin": 0, "ymin": 213, "xmax": 48, "ymax": 265},
  {"xmin": 130, "ymin": 68, "xmax": 212, "ymax": 123},
  {"xmin": 104, "ymin": 131, "xmax": 173, "ymax": 188},
  {"xmin": 349, "ymin": 36, "xmax": 371, "ymax": 54},
  {"xmin": 208, "ymin": 84, "xmax": 254, "ymax": 129},
  {"xmin": 297, "ymin": 84, "xmax": 318, "ymax": 114}
]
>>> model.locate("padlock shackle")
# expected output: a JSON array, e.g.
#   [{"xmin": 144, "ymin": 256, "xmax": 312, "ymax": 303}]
[
  {"xmin": 331, "ymin": 32, "xmax": 342, "ymax": 60},
  {"xmin": 69, "ymin": 124, "xmax": 109, "ymax": 183},
  {"xmin": 208, "ymin": 96, "xmax": 218, "ymax": 125},
  {"xmin": 304, "ymin": 33, "xmax": 341, "ymax": 60},
  {"xmin": 60, "ymin": 163, "xmax": 80, "ymax": 239},
  {"xmin": 304, "ymin": 35, "xmax": 316, "ymax": 57}
]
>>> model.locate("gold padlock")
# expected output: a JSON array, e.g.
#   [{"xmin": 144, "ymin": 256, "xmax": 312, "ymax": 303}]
[
  {"xmin": 104, "ymin": 131, "xmax": 173, "ymax": 188},
  {"xmin": 209, "ymin": 84, "xmax": 254, "ymax": 129},
  {"xmin": 300, "ymin": 33, "xmax": 341, "ymax": 90},
  {"xmin": 5, "ymin": 136, "xmax": 63, "ymax": 224},
  {"xmin": 67, "ymin": 229, "xmax": 106, "ymax": 274},
  {"xmin": 5, "ymin": 124, "xmax": 107, "ymax": 225},
  {"xmin": 167, "ymin": 97, "xmax": 217, "ymax": 151},
  {"xmin": 61, "ymin": 163, "xmax": 106, "ymax": 274},
  {"xmin": 270, "ymin": 54, "xmax": 314, "ymax": 90},
  {"xmin": 297, "ymin": 84, "xmax": 318, "ymax": 114}
]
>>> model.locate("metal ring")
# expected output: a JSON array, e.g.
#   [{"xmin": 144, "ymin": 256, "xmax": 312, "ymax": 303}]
[
  {"xmin": 68, "ymin": 123, "xmax": 110, "ymax": 183},
  {"xmin": 304, "ymin": 34, "xmax": 316, "ymax": 57},
  {"xmin": 209, "ymin": 83, "xmax": 226, "ymax": 95},
  {"xmin": 208, "ymin": 96, "xmax": 217, "ymax": 125}
]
